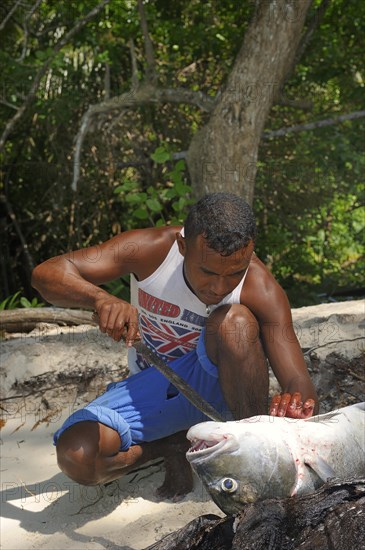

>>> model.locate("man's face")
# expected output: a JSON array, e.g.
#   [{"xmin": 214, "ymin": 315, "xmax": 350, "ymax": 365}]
[{"xmin": 177, "ymin": 234, "xmax": 254, "ymax": 305}]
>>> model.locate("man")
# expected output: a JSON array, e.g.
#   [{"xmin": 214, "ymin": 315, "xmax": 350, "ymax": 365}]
[{"xmin": 32, "ymin": 192, "xmax": 318, "ymax": 499}]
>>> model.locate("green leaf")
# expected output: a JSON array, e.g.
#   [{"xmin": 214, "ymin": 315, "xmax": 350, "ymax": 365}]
[
  {"xmin": 8, "ymin": 291, "xmax": 21, "ymax": 309},
  {"xmin": 165, "ymin": 188, "xmax": 177, "ymax": 199},
  {"xmin": 147, "ymin": 185, "xmax": 157, "ymax": 195},
  {"xmin": 0, "ymin": 297, "xmax": 9, "ymax": 310},
  {"xmin": 0, "ymin": 291, "xmax": 21, "ymax": 310},
  {"xmin": 146, "ymin": 198, "xmax": 162, "ymax": 212},
  {"xmin": 31, "ymin": 297, "xmax": 45, "ymax": 307},
  {"xmin": 134, "ymin": 208, "xmax": 149, "ymax": 219},
  {"xmin": 174, "ymin": 181, "xmax": 190, "ymax": 195},
  {"xmin": 114, "ymin": 181, "xmax": 139, "ymax": 194},
  {"xmin": 169, "ymin": 171, "xmax": 183, "ymax": 185},
  {"xmin": 151, "ymin": 147, "xmax": 171, "ymax": 164},
  {"xmin": 174, "ymin": 160, "xmax": 186, "ymax": 172},
  {"xmin": 126, "ymin": 192, "xmax": 147, "ymax": 204}
]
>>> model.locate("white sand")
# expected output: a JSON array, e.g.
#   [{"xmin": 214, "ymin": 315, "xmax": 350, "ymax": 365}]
[
  {"xmin": 1, "ymin": 299, "xmax": 363, "ymax": 549},
  {"xmin": 1, "ymin": 406, "xmax": 222, "ymax": 550}
]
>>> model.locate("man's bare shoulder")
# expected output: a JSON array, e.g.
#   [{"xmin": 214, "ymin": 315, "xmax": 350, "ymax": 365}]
[
  {"xmin": 113, "ymin": 225, "xmax": 182, "ymax": 279},
  {"xmin": 245, "ymin": 254, "xmax": 277, "ymax": 293},
  {"xmin": 119, "ymin": 226, "xmax": 181, "ymax": 254},
  {"xmin": 126, "ymin": 225, "xmax": 182, "ymax": 244},
  {"xmin": 242, "ymin": 253, "xmax": 291, "ymax": 319}
]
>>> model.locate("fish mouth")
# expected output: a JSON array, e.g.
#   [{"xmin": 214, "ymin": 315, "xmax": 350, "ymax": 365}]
[{"xmin": 186, "ymin": 434, "xmax": 237, "ymax": 460}]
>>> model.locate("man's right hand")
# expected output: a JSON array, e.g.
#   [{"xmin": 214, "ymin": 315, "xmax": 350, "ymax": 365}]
[
  {"xmin": 269, "ymin": 392, "xmax": 315, "ymax": 419},
  {"xmin": 93, "ymin": 295, "xmax": 139, "ymax": 345}
]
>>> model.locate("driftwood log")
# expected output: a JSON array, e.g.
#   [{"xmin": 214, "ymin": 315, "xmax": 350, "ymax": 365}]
[
  {"xmin": 0, "ymin": 307, "xmax": 96, "ymax": 333},
  {"xmin": 146, "ymin": 478, "xmax": 365, "ymax": 550}
]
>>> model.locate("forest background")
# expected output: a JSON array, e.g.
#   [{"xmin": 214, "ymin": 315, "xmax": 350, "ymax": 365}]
[{"xmin": 1, "ymin": 0, "xmax": 364, "ymax": 309}]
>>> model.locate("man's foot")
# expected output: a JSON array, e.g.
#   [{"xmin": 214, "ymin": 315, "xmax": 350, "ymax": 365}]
[{"xmin": 156, "ymin": 452, "xmax": 194, "ymax": 501}]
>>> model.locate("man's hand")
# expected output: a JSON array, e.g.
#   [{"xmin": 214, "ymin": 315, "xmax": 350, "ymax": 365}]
[
  {"xmin": 269, "ymin": 392, "xmax": 315, "ymax": 419},
  {"xmin": 93, "ymin": 295, "xmax": 139, "ymax": 345}
]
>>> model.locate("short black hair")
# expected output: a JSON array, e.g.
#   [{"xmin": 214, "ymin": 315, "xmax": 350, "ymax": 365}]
[{"xmin": 184, "ymin": 192, "xmax": 257, "ymax": 256}]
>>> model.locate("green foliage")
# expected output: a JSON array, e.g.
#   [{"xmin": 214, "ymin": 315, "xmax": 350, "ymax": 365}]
[
  {"xmin": 254, "ymin": 123, "xmax": 365, "ymax": 305},
  {"xmin": 0, "ymin": 292, "xmax": 45, "ymax": 310},
  {"xmin": 250, "ymin": 0, "xmax": 365, "ymax": 305},
  {"xmin": 0, "ymin": 292, "xmax": 22, "ymax": 311},
  {"xmin": 1, "ymin": 0, "xmax": 364, "ymax": 306},
  {"xmin": 114, "ymin": 145, "xmax": 194, "ymax": 228}
]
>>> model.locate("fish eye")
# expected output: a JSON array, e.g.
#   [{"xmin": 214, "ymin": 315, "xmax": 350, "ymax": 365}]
[{"xmin": 221, "ymin": 477, "xmax": 238, "ymax": 493}]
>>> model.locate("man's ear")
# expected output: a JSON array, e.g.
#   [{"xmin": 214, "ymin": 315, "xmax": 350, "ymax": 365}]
[{"xmin": 176, "ymin": 232, "xmax": 186, "ymax": 257}]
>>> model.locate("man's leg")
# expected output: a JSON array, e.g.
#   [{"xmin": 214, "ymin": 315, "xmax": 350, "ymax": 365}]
[
  {"xmin": 56, "ymin": 305, "xmax": 267, "ymax": 497},
  {"xmin": 56, "ymin": 422, "xmax": 192, "ymax": 499},
  {"xmin": 205, "ymin": 304, "xmax": 269, "ymax": 419}
]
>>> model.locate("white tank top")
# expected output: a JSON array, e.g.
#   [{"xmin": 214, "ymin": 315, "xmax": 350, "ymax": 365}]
[{"xmin": 128, "ymin": 230, "xmax": 248, "ymax": 373}]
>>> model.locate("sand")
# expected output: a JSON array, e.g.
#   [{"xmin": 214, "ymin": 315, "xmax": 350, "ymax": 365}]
[{"xmin": 1, "ymin": 299, "xmax": 364, "ymax": 549}]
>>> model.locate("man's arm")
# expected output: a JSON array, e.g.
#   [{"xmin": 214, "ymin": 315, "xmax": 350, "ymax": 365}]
[
  {"xmin": 259, "ymin": 293, "xmax": 318, "ymax": 418},
  {"xmin": 32, "ymin": 227, "xmax": 179, "ymax": 344},
  {"xmin": 243, "ymin": 256, "xmax": 319, "ymax": 418}
]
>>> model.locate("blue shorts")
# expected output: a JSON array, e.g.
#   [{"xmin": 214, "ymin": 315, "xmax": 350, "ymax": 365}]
[{"xmin": 53, "ymin": 330, "xmax": 232, "ymax": 451}]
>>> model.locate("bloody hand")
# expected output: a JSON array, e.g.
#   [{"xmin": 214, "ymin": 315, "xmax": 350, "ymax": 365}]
[{"xmin": 269, "ymin": 392, "xmax": 315, "ymax": 419}]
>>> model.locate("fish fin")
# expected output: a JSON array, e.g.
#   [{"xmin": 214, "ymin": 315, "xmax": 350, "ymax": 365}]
[
  {"xmin": 290, "ymin": 457, "xmax": 308, "ymax": 497},
  {"xmin": 290, "ymin": 476, "xmax": 304, "ymax": 497},
  {"xmin": 304, "ymin": 455, "xmax": 336, "ymax": 482}
]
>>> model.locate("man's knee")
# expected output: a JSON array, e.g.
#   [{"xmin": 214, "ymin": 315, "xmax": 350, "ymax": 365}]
[
  {"xmin": 56, "ymin": 421, "xmax": 107, "ymax": 485},
  {"xmin": 206, "ymin": 304, "xmax": 260, "ymax": 354}
]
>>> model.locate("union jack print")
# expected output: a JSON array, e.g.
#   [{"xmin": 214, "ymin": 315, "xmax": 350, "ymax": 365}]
[{"xmin": 139, "ymin": 314, "xmax": 202, "ymax": 360}]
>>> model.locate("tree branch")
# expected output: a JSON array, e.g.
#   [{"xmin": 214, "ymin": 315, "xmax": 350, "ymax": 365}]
[
  {"xmin": 18, "ymin": 0, "xmax": 44, "ymax": 62},
  {"xmin": 1, "ymin": 194, "xmax": 35, "ymax": 275},
  {"xmin": 129, "ymin": 39, "xmax": 140, "ymax": 89},
  {"xmin": 0, "ymin": 308, "xmax": 96, "ymax": 333},
  {"xmin": 137, "ymin": 0, "xmax": 157, "ymax": 85},
  {"xmin": 277, "ymin": 0, "xmax": 330, "ymax": 106},
  {"xmin": 0, "ymin": 0, "xmax": 110, "ymax": 153},
  {"xmin": 0, "ymin": 99, "xmax": 19, "ymax": 111},
  {"xmin": 277, "ymin": 98, "xmax": 313, "ymax": 111},
  {"xmin": 71, "ymin": 84, "xmax": 216, "ymax": 191},
  {"xmin": 263, "ymin": 110, "xmax": 365, "ymax": 139},
  {"xmin": 293, "ymin": 0, "xmax": 331, "ymax": 67},
  {"xmin": 104, "ymin": 62, "xmax": 111, "ymax": 100},
  {"xmin": 0, "ymin": 0, "xmax": 22, "ymax": 31},
  {"xmin": 101, "ymin": 108, "xmax": 365, "ymax": 167}
]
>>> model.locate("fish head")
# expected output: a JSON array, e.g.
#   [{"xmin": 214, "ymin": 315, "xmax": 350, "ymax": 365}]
[{"xmin": 186, "ymin": 419, "xmax": 296, "ymax": 515}]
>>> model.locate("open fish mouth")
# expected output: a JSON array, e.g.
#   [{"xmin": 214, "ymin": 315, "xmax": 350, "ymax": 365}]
[
  {"xmin": 186, "ymin": 434, "xmax": 235, "ymax": 459},
  {"xmin": 187, "ymin": 438, "xmax": 226, "ymax": 455}
]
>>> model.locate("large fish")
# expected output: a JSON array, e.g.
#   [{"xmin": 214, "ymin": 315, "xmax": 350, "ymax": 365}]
[{"xmin": 186, "ymin": 402, "xmax": 365, "ymax": 515}]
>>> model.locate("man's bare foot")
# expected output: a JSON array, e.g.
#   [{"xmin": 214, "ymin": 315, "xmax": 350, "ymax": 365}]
[{"xmin": 156, "ymin": 453, "xmax": 194, "ymax": 501}]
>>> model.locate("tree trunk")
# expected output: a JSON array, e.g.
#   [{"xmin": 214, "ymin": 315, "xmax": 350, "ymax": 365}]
[
  {"xmin": 0, "ymin": 308, "xmax": 96, "ymax": 333},
  {"xmin": 186, "ymin": 0, "xmax": 312, "ymax": 204}
]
